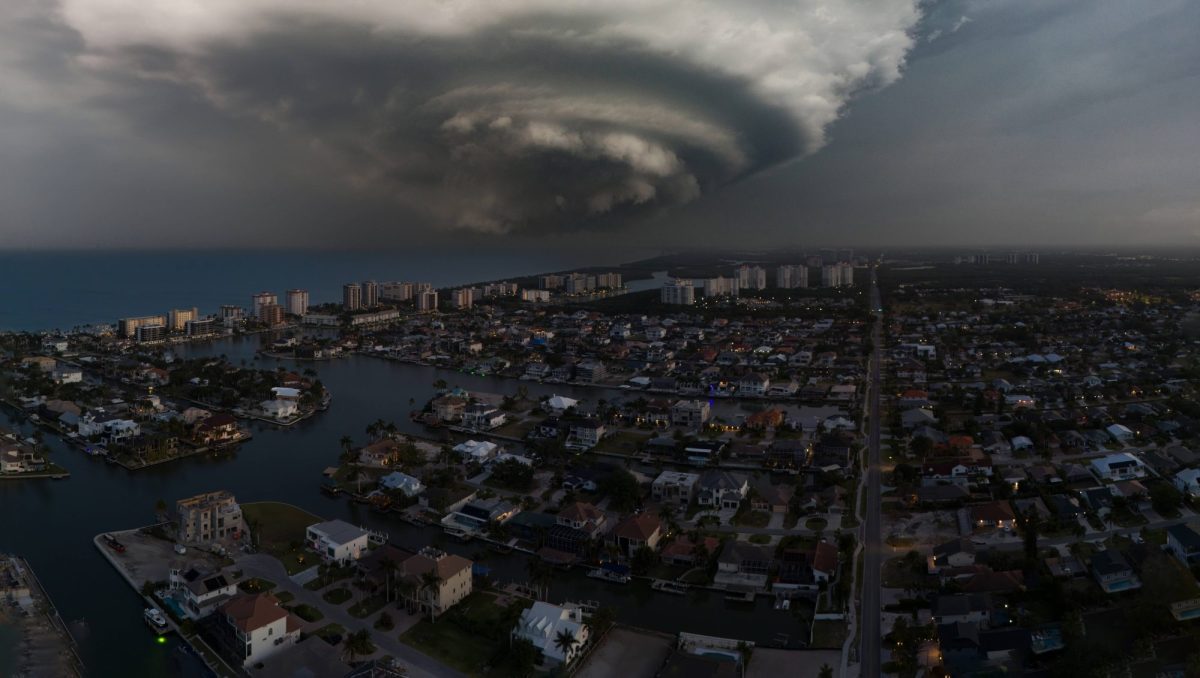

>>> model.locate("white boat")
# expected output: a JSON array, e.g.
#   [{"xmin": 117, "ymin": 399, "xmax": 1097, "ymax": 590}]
[
  {"xmin": 144, "ymin": 607, "xmax": 169, "ymax": 633},
  {"xmin": 650, "ymin": 580, "xmax": 689, "ymax": 595},
  {"xmin": 587, "ymin": 567, "xmax": 631, "ymax": 584}
]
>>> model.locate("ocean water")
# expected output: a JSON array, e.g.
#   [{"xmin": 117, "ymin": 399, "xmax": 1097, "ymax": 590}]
[{"xmin": 0, "ymin": 248, "xmax": 643, "ymax": 331}]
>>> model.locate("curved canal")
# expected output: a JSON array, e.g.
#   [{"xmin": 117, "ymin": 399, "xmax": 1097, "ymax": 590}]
[{"xmin": 0, "ymin": 334, "xmax": 810, "ymax": 677}]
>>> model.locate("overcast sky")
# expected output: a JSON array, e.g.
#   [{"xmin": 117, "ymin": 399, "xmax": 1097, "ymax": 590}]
[{"xmin": 0, "ymin": 0, "xmax": 1197, "ymax": 250}]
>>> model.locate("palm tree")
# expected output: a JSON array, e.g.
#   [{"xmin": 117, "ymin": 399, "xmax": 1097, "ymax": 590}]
[
  {"xmin": 553, "ymin": 629, "xmax": 580, "ymax": 662},
  {"xmin": 342, "ymin": 629, "xmax": 375, "ymax": 663},
  {"xmin": 419, "ymin": 570, "xmax": 443, "ymax": 622},
  {"xmin": 339, "ymin": 435, "xmax": 355, "ymax": 465}
]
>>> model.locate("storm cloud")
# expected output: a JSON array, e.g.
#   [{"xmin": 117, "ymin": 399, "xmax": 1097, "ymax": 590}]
[{"xmin": 38, "ymin": 0, "xmax": 920, "ymax": 234}]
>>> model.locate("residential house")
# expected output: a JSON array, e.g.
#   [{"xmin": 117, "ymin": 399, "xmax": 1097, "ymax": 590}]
[
  {"xmin": 671, "ymin": 400, "xmax": 711, "ymax": 428},
  {"xmin": 172, "ymin": 567, "xmax": 238, "ymax": 619},
  {"xmin": 1090, "ymin": 549, "xmax": 1141, "ymax": 594},
  {"xmin": 379, "ymin": 471, "xmax": 425, "ymax": 497},
  {"xmin": 1090, "ymin": 452, "xmax": 1146, "ymax": 481},
  {"xmin": 513, "ymin": 602, "xmax": 590, "ymax": 665},
  {"xmin": 176, "ymin": 491, "xmax": 246, "ymax": 545},
  {"xmin": 928, "ymin": 539, "xmax": 977, "ymax": 574},
  {"xmin": 462, "ymin": 403, "xmax": 506, "ymax": 431},
  {"xmin": 696, "ymin": 471, "xmax": 748, "ymax": 510},
  {"xmin": 397, "ymin": 548, "xmax": 474, "ymax": 619},
  {"xmin": 306, "ymin": 520, "xmax": 369, "ymax": 564},
  {"xmin": 1166, "ymin": 523, "xmax": 1200, "ymax": 567},
  {"xmin": 651, "ymin": 471, "xmax": 700, "ymax": 506},
  {"xmin": 611, "ymin": 513, "xmax": 662, "ymax": 557},
  {"xmin": 216, "ymin": 593, "xmax": 302, "ymax": 668},
  {"xmin": 970, "ymin": 501, "xmax": 1016, "ymax": 531}
]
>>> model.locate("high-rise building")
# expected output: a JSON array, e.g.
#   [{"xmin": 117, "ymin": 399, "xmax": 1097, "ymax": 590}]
[
  {"xmin": 838, "ymin": 248, "xmax": 854, "ymax": 264},
  {"xmin": 135, "ymin": 324, "xmax": 167, "ymax": 343},
  {"xmin": 521, "ymin": 289, "xmax": 550, "ymax": 302},
  {"xmin": 343, "ymin": 283, "xmax": 362, "ymax": 311},
  {"xmin": 821, "ymin": 263, "xmax": 855, "ymax": 288},
  {"xmin": 482, "ymin": 282, "xmax": 518, "ymax": 297},
  {"xmin": 539, "ymin": 274, "xmax": 564, "ymax": 290},
  {"xmin": 564, "ymin": 273, "xmax": 595, "ymax": 294},
  {"xmin": 118, "ymin": 314, "xmax": 168, "ymax": 338},
  {"xmin": 361, "ymin": 280, "xmax": 379, "ymax": 308},
  {"xmin": 251, "ymin": 292, "xmax": 277, "ymax": 317},
  {"xmin": 168, "ymin": 307, "xmax": 199, "ymax": 332},
  {"xmin": 736, "ymin": 265, "xmax": 767, "ymax": 291},
  {"xmin": 416, "ymin": 290, "xmax": 439, "ymax": 312},
  {"xmin": 185, "ymin": 318, "xmax": 216, "ymax": 337},
  {"xmin": 380, "ymin": 282, "xmax": 414, "ymax": 302},
  {"xmin": 259, "ymin": 303, "xmax": 284, "ymax": 326},
  {"xmin": 595, "ymin": 272, "xmax": 623, "ymax": 289},
  {"xmin": 776, "ymin": 265, "xmax": 809, "ymax": 289},
  {"xmin": 661, "ymin": 279, "xmax": 695, "ymax": 305},
  {"xmin": 452, "ymin": 288, "xmax": 473, "ymax": 309},
  {"xmin": 286, "ymin": 289, "xmax": 309, "ymax": 316},
  {"xmin": 702, "ymin": 277, "xmax": 739, "ymax": 298}
]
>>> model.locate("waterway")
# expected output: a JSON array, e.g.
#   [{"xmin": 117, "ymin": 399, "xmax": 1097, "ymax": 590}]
[{"xmin": 0, "ymin": 333, "xmax": 810, "ymax": 677}]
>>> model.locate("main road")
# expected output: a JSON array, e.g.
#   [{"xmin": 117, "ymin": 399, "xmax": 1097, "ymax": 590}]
[{"xmin": 860, "ymin": 267, "xmax": 884, "ymax": 677}]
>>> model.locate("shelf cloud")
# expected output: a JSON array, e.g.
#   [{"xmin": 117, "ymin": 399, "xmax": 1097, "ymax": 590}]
[{"xmin": 51, "ymin": 0, "xmax": 922, "ymax": 233}]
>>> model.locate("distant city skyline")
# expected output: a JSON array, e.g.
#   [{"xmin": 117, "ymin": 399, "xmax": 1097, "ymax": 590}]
[{"xmin": 1, "ymin": 0, "xmax": 1198, "ymax": 249}]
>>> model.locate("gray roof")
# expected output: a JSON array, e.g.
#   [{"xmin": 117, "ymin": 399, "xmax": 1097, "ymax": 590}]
[{"xmin": 308, "ymin": 519, "xmax": 367, "ymax": 544}]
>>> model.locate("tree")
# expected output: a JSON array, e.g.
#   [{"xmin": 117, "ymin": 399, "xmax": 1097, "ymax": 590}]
[
  {"xmin": 554, "ymin": 629, "xmax": 580, "ymax": 662},
  {"xmin": 339, "ymin": 435, "xmax": 355, "ymax": 464},
  {"xmin": 601, "ymin": 469, "xmax": 642, "ymax": 512},
  {"xmin": 631, "ymin": 545, "xmax": 658, "ymax": 576},
  {"xmin": 420, "ymin": 570, "xmax": 443, "ymax": 622},
  {"xmin": 342, "ymin": 629, "xmax": 375, "ymax": 663},
  {"xmin": 1152, "ymin": 483, "xmax": 1183, "ymax": 516},
  {"xmin": 819, "ymin": 664, "xmax": 834, "ymax": 678}
]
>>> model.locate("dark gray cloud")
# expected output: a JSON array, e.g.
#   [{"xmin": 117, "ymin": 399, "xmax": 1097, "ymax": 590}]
[{"xmin": 0, "ymin": 0, "xmax": 1196, "ymax": 249}]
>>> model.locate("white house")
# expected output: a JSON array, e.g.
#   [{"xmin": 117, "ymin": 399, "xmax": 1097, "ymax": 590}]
[
  {"xmin": 454, "ymin": 439, "xmax": 499, "ymax": 462},
  {"xmin": 1175, "ymin": 468, "xmax": 1200, "ymax": 498},
  {"xmin": 1106, "ymin": 424, "xmax": 1135, "ymax": 444},
  {"xmin": 545, "ymin": 395, "xmax": 579, "ymax": 414},
  {"xmin": 1090, "ymin": 452, "xmax": 1146, "ymax": 481},
  {"xmin": 219, "ymin": 593, "xmax": 302, "ymax": 667},
  {"xmin": 379, "ymin": 471, "xmax": 425, "ymax": 497},
  {"xmin": 462, "ymin": 404, "xmax": 507, "ymax": 431},
  {"xmin": 306, "ymin": 520, "xmax": 369, "ymax": 564},
  {"xmin": 261, "ymin": 399, "xmax": 299, "ymax": 420},
  {"xmin": 172, "ymin": 568, "xmax": 239, "ymax": 619},
  {"xmin": 513, "ymin": 602, "xmax": 590, "ymax": 665}
]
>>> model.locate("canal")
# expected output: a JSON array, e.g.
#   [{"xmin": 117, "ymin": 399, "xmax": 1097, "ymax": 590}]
[{"xmin": 0, "ymin": 334, "xmax": 810, "ymax": 677}]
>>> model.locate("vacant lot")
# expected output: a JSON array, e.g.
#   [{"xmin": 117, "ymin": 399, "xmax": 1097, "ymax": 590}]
[{"xmin": 242, "ymin": 501, "xmax": 323, "ymax": 574}]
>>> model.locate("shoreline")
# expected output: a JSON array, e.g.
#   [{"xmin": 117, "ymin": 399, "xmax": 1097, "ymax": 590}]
[{"xmin": 0, "ymin": 555, "xmax": 84, "ymax": 678}]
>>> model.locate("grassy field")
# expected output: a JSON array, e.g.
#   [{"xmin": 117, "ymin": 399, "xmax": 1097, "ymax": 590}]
[
  {"xmin": 810, "ymin": 620, "xmax": 848, "ymax": 649},
  {"xmin": 242, "ymin": 501, "xmax": 323, "ymax": 574},
  {"xmin": 400, "ymin": 592, "xmax": 532, "ymax": 676}
]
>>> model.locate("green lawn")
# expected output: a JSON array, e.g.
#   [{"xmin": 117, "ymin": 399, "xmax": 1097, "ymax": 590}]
[
  {"xmin": 242, "ymin": 501, "xmax": 323, "ymax": 575},
  {"xmin": 349, "ymin": 595, "xmax": 388, "ymax": 619},
  {"xmin": 238, "ymin": 577, "xmax": 276, "ymax": 594},
  {"xmin": 322, "ymin": 587, "xmax": 353, "ymax": 605},
  {"xmin": 806, "ymin": 517, "xmax": 829, "ymax": 531},
  {"xmin": 594, "ymin": 431, "xmax": 652, "ymax": 456},
  {"xmin": 400, "ymin": 592, "xmax": 532, "ymax": 676},
  {"xmin": 311, "ymin": 623, "xmax": 346, "ymax": 643},
  {"xmin": 291, "ymin": 604, "xmax": 324, "ymax": 622},
  {"xmin": 810, "ymin": 620, "xmax": 847, "ymax": 649},
  {"xmin": 734, "ymin": 510, "xmax": 771, "ymax": 528},
  {"xmin": 274, "ymin": 591, "xmax": 295, "ymax": 604}
]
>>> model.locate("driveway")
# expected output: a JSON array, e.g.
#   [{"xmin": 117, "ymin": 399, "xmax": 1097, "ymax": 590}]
[{"xmin": 235, "ymin": 554, "xmax": 465, "ymax": 678}]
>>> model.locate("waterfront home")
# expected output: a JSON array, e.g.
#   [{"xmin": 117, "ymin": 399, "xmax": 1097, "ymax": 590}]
[
  {"xmin": 1089, "ymin": 452, "xmax": 1146, "ymax": 481},
  {"xmin": 431, "ymin": 395, "xmax": 468, "ymax": 423},
  {"xmin": 557, "ymin": 502, "xmax": 606, "ymax": 536},
  {"xmin": 462, "ymin": 403, "xmax": 506, "ymax": 431},
  {"xmin": 565, "ymin": 418, "xmax": 605, "ymax": 451},
  {"xmin": 193, "ymin": 413, "xmax": 241, "ymax": 445},
  {"xmin": 611, "ymin": 513, "xmax": 663, "ymax": 557},
  {"xmin": 453, "ymin": 439, "xmax": 498, "ymax": 462},
  {"xmin": 1089, "ymin": 549, "xmax": 1141, "ymax": 594},
  {"xmin": 1166, "ymin": 523, "xmax": 1200, "ymax": 567},
  {"xmin": 306, "ymin": 520, "xmax": 369, "ymax": 564},
  {"xmin": 513, "ymin": 602, "xmax": 590, "ymax": 665},
  {"xmin": 215, "ymin": 593, "xmax": 302, "ymax": 668},
  {"xmin": 661, "ymin": 536, "xmax": 721, "ymax": 566},
  {"xmin": 544, "ymin": 394, "xmax": 579, "ymax": 414},
  {"xmin": 696, "ymin": 471, "xmax": 748, "ymax": 510},
  {"xmin": 670, "ymin": 400, "xmax": 711, "ymax": 428},
  {"xmin": 379, "ymin": 471, "xmax": 425, "ymax": 497},
  {"xmin": 176, "ymin": 491, "xmax": 246, "ymax": 546},
  {"xmin": 396, "ymin": 548, "xmax": 473, "ymax": 619},
  {"xmin": 715, "ymin": 541, "xmax": 773, "ymax": 589},
  {"xmin": 170, "ymin": 567, "xmax": 238, "ymax": 619},
  {"xmin": 260, "ymin": 398, "xmax": 299, "ymax": 420},
  {"xmin": 651, "ymin": 471, "xmax": 700, "ymax": 506},
  {"xmin": 445, "ymin": 497, "xmax": 521, "ymax": 533}
]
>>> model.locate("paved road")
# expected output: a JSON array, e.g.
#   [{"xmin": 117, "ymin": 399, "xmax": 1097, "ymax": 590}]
[
  {"xmin": 236, "ymin": 554, "xmax": 465, "ymax": 678},
  {"xmin": 860, "ymin": 268, "xmax": 884, "ymax": 678}
]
